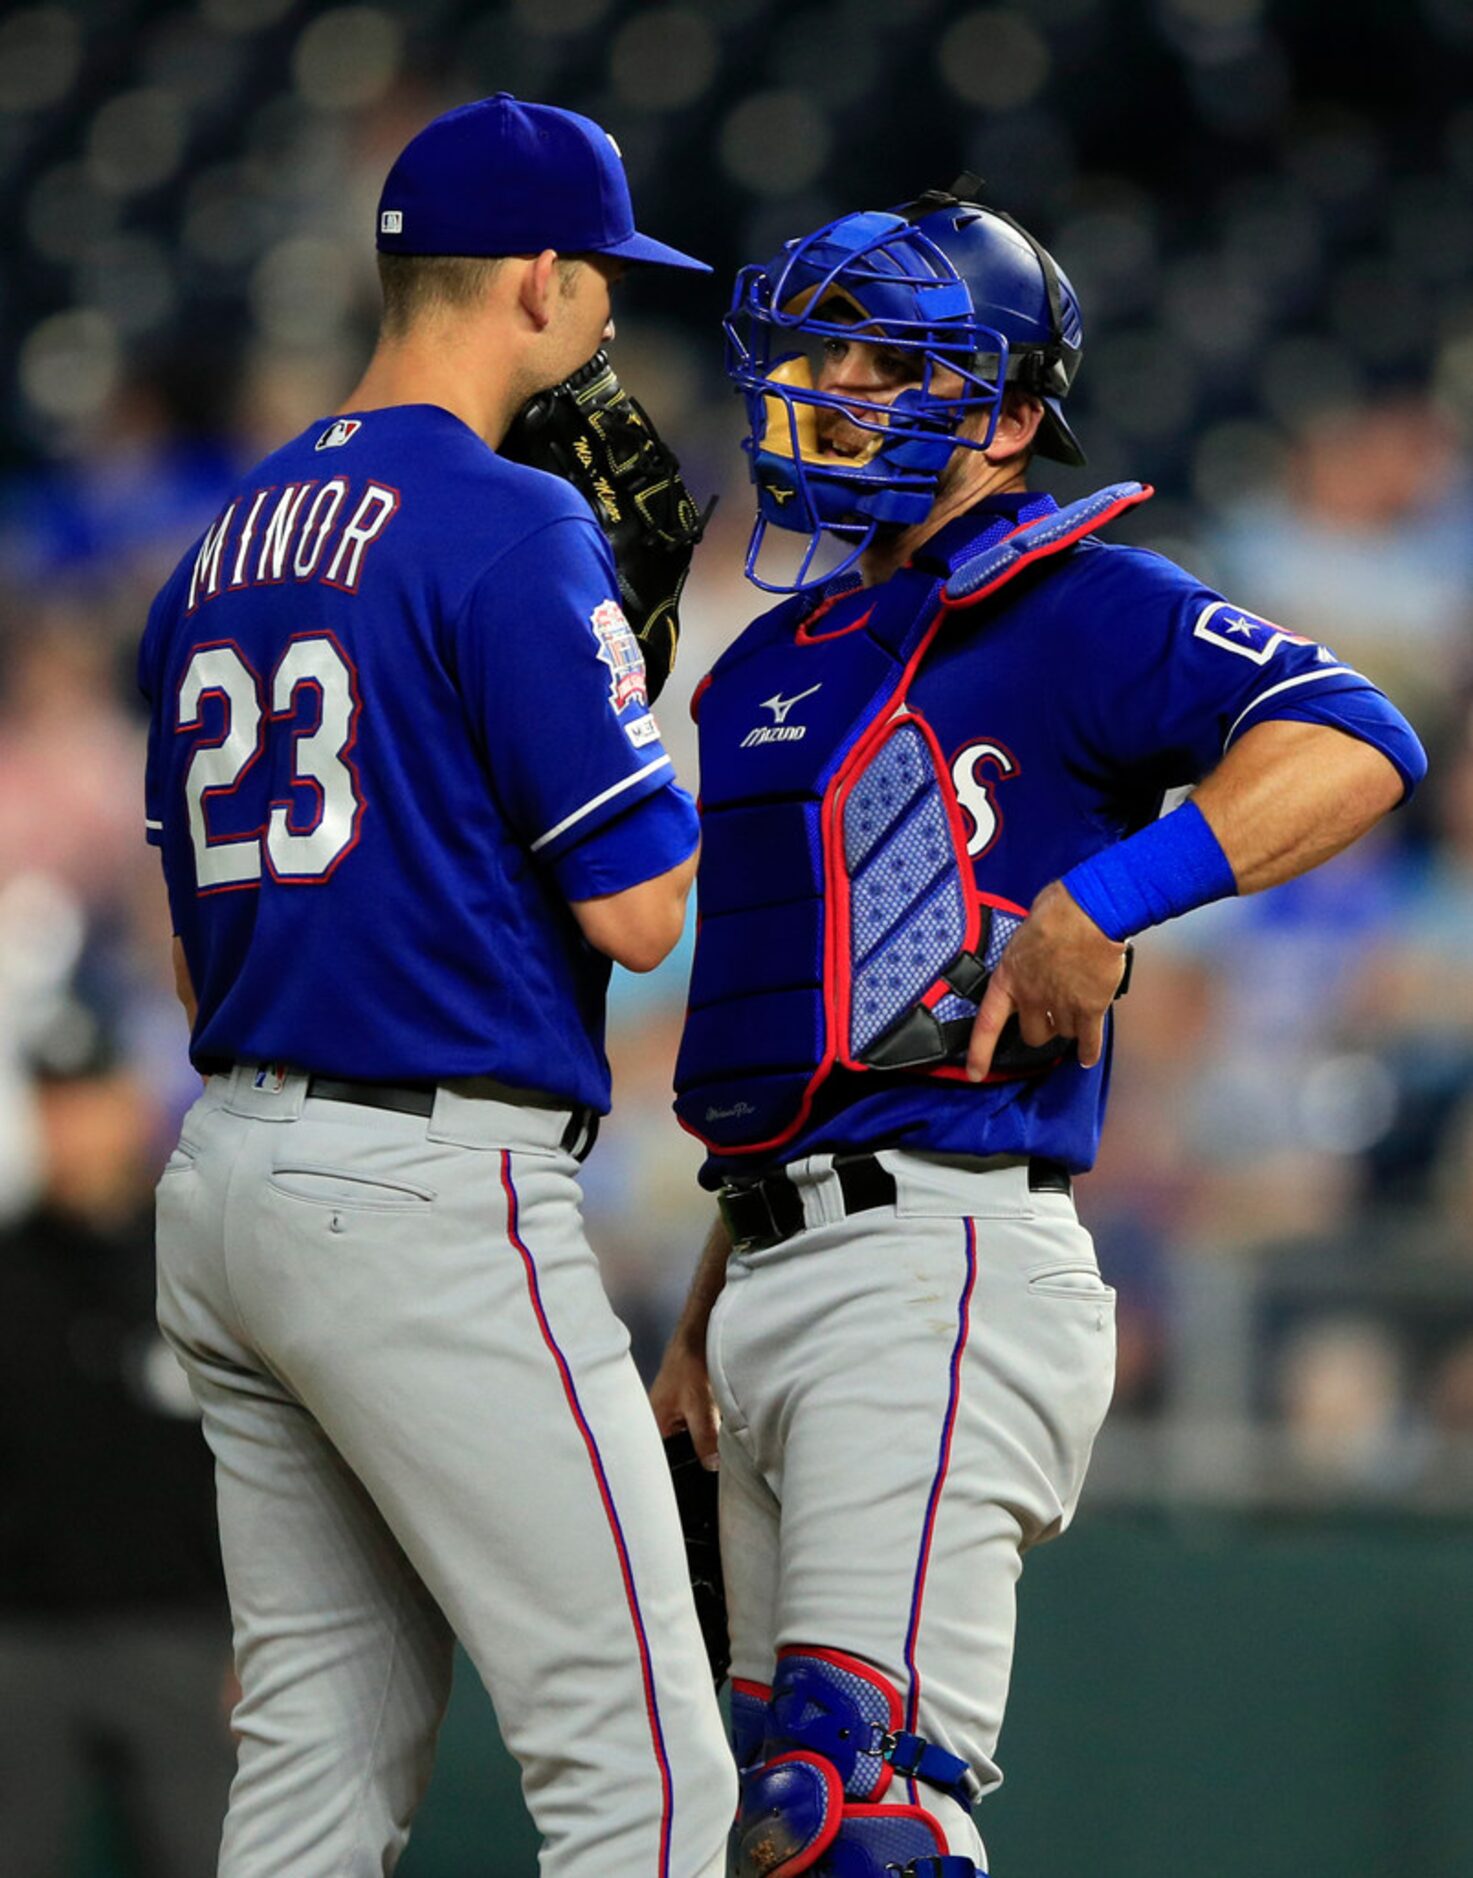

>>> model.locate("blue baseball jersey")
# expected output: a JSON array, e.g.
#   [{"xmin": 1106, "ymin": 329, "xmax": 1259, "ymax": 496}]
[
  {"xmin": 139, "ymin": 404, "xmax": 698, "ymax": 1110},
  {"xmin": 695, "ymin": 489, "xmax": 1424, "ymax": 1185}
]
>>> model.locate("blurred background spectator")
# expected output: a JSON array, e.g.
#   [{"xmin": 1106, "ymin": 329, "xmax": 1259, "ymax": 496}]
[
  {"xmin": 0, "ymin": 1002, "xmax": 231, "ymax": 1876},
  {"xmin": 2, "ymin": 0, "xmax": 1473, "ymax": 1869}
]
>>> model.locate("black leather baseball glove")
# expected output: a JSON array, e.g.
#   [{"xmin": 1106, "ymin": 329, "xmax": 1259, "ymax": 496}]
[
  {"xmin": 500, "ymin": 351, "xmax": 713, "ymax": 702},
  {"xmin": 663, "ymin": 1429, "xmax": 730, "ymax": 1688}
]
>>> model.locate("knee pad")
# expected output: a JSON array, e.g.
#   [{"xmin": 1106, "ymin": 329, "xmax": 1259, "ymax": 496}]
[{"xmin": 730, "ymin": 1648, "xmax": 983, "ymax": 1878}]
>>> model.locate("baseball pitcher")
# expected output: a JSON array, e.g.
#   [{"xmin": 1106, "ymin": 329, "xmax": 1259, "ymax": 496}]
[{"xmin": 141, "ymin": 96, "xmax": 733, "ymax": 1877}]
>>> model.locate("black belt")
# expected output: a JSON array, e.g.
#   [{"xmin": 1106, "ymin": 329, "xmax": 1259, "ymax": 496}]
[
  {"xmin": 304, "ymin": 1076, "xmax": 600, "ymax": 1161},
  {"xmin": 719, "ymin": 1152, "xmax": 1070, "ymax": 1252}
]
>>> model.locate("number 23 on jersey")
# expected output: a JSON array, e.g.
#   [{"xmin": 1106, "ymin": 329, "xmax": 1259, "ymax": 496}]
[{"xmin": 176, "ymin": 633, "xmax": 364, "ymax": 892}]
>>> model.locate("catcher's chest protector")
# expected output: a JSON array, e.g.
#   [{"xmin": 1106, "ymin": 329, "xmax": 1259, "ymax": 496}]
[{"xmin": 674, "ymin": 484, "xmax": 1149, "ymax": 1157}]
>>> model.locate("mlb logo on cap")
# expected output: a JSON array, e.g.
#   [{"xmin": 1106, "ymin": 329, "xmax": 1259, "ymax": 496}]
[{"xmin": 380, "ymin": 210, "xmax": 403, "ymax": 235}]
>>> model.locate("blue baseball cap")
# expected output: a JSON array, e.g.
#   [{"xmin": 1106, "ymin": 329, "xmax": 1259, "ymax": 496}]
[{"xmin": 376, "ymin": 94, "xmax": 710, "ymax": 273}]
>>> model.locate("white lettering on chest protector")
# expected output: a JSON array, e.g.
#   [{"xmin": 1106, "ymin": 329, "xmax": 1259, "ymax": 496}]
[{"xmin": 741, "ymin": 683, "xmax": 821, "ymax": 748}]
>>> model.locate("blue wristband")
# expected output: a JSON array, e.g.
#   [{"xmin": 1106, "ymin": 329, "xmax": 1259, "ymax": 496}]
[{"xmin": 1061, "ymin": 799, "xmax": 1237, "ymax": 942}]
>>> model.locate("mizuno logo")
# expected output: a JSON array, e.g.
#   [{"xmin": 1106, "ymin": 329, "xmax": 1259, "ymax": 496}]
[
  {"xmin": 765, "ymin": 482, "xmax": 795, "ymax": 504},
  {"xmin": 741, "ymin": 684, "xmax": 821, "ymax": 749},
  {"xmin": 761, "ymin": 685, "xmax": 820, "ymax": 724}
]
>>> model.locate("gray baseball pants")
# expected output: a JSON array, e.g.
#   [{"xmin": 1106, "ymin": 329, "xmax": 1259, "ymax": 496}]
[
  {"xmin": 155, "ymin": 1066, "xmax": 734, "ymax": 1878},
  {"xmin": 707, "ymin": 1151, "xmax": 1117, "ymax": 1869}
]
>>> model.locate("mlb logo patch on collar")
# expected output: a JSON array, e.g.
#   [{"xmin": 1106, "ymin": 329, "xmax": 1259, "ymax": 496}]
[{"xmin": 316, "ymin": 419, "xmax": 363, "ymax": 451}]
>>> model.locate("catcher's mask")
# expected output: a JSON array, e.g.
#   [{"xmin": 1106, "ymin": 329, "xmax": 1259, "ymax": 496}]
[{"xmin": 724, "ymin": 177, "xmax": 1085, "ymax": 592}]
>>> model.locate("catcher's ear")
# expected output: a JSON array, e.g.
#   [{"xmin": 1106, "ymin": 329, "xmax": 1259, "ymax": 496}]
[
  {"xmin": 982, "ymin": 389, "xmax": 1044, "ymax": 463},
  {"xmin": 517, "ymin": 251, "xmax": 560, "ymax": 332}
]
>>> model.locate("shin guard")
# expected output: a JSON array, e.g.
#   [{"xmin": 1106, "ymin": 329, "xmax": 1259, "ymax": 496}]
[{"xmin": 730, "ymin": 1649, "xmax": 983, "ymax": 1878}]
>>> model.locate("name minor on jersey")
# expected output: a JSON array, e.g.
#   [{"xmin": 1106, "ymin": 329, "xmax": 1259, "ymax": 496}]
[{"xmin": 185, "ymin": 477, "xmax": 401, "ymax": 613}]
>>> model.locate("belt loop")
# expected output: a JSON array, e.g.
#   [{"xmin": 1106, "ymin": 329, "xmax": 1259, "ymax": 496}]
[
  {"xmin": 720, "ymin": 1152, "xmax": 896, "ymax": 1252},
  {"xmin": 561, "ymin": 1109, "xmax": 599, "ymax": 1162},
  {"xmin": 793, "ymin": 1153, "xmax": 844, "ymax": 1230},
  {"xmin": 1026, "ymin": 1157, "xmax": 1072, "ymax": 1196}
]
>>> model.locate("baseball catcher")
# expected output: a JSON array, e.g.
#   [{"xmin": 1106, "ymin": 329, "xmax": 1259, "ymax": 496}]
[{"xmin": 651, "ymin": 177, "xmax": 1427, "ymax": 1878}]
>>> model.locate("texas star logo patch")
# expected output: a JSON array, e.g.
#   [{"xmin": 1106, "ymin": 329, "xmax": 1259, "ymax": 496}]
[
  {"xmin": 590, "ymin": 598, "xmax": 648, "ymax": 713},
  {"xmin": 1192, "ymin": 600, "xmax": 1316, "ymax": 664}
]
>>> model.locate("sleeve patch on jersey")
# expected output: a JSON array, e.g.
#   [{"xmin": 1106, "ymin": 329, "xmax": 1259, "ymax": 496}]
[
  {"xmin": 1193, "ymin": 600, "xmax": 1316, "ymax": 665},
  {"xmin": 624, "ymin": 711, "xmax": 660, "ymax": 749},
  {"xmin": 590, "ymin": 598, "xmax": 648, "ymax": 713}
]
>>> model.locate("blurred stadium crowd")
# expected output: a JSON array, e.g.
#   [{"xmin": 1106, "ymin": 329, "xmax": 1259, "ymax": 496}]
[{"xmin": 1, "ymin": 0, "xmax": 1473, "ymax": 1851}]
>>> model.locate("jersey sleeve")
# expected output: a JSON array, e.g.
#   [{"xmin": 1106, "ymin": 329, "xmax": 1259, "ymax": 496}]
[
  {"xmin": 1054, "ymin": 547, "xmax": 1424, "ymax": 802},
  {"xmin": 451, "ymin": 512, "xmax": 686, "ymax": 866},
  {"xmin": 545, "ymin": 781, "xmax": 699, "ymax": 903}
]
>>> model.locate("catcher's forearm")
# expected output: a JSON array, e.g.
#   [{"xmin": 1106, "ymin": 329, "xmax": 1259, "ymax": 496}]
[
  {"xmin": 1062, "ymin": 718, "xmax": 1406, "ymax": 950},
  {"xmin": 1191, "ymin": 718, "xmax": 1404, "ymax": 896},
  {"xmin": 672, "ymin": 1212, "xmax": 732, "ymax": 1352}
]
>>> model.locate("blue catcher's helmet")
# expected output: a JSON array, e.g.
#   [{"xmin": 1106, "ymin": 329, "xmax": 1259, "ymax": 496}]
[{"xmin": 724, "ymin": 176, "xmax": 1085, "ymax": 592}]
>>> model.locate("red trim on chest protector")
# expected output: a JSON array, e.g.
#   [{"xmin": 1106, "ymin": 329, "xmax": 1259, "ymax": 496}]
[
  {"xmin": 795, "ymin": 598, "xmax": 876, "ymax": 645},
  {"xmin": 938, "ymin": 486, "xmax": 1154, "ymax": 611}
]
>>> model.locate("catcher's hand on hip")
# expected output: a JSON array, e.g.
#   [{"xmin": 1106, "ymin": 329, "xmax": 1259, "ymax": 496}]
[
  {"xmin": 500, "ymin": 350, "xmax": 713, "ymax": 701},
  {"xmin": 967, "ymin": 879, "xmax": 1129, "ymax": 1081}
]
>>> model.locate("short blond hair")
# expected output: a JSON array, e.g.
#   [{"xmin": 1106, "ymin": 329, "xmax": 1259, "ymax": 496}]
[
  {"xmin": 375, "ymin": 253, "xmax": 506, "ymax": 337},
  {"xmin": 376, "ymin": 252, "xmax": 584, "ymax": 337}
]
